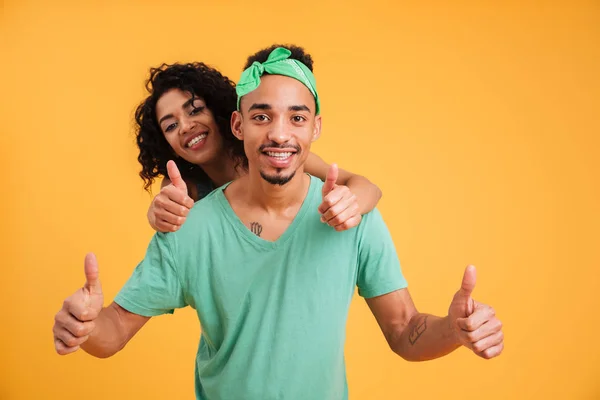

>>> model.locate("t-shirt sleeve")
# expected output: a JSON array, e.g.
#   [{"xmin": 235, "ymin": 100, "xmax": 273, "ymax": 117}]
[
  {"xmin": 114, "ymin": 232, "xmax": 187, "ymax": 317},
  {"xmin": 356, "ymin": 208, "xmax": 408, "ymax": 298}
]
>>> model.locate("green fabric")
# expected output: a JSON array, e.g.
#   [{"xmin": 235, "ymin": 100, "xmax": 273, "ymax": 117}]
[
  {"xmin": 236, "ymin": 47, "xmax": 321, "ymax": 114},
  {"xmin": 114, "ymin": 175, "xmax": 407, "ymax": 400}
]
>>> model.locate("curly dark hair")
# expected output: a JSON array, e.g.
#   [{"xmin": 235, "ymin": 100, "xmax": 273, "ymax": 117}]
[
  {"xmin": 134, "ymin": 62, "xmax": 247, "ymax": 191},
  {"xmin": 244, "ymin": 44, "xmax": 314, "ymax": 71}
]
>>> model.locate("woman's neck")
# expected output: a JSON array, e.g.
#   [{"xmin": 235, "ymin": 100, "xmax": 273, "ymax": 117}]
[{"xmin": 201, "ymin": 152, "xmax": 241, "ymax": 187}]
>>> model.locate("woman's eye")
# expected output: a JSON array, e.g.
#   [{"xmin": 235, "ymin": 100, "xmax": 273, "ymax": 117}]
[
  {"xmin": 190, "ymin": 106, "xmax": 204, "ymax": 115},
  {"xmin": 165, "ymin": 123, "xmax": 177, "ymax": 132}
]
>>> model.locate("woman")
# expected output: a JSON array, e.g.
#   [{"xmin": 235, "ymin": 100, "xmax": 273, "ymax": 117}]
[{"xmin": 135, "ymin": 55, "xmax": 381, "ymax": 233}]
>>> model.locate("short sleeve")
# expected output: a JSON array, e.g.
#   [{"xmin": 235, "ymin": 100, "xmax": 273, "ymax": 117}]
[
  {"xmin": 356, "ymin": 208, "xmax": 408, "ymax": 298},
  {"xmin": 114, "ymin": 232, "xmax": 187, "ymax": 317}
]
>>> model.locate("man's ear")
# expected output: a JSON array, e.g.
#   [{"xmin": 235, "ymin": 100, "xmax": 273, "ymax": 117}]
[
  {"xmin": 231, "ymin": 111, "xmax": 244, "ymax": 141},
  {"xmin": 311, "ymin": 115, "xmax": 322, "ymax": 142}
]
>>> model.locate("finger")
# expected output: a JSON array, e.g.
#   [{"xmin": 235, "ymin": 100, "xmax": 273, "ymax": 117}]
[
  {"xmin": 456, "ymin": 305, "xmax": 496, "ymax": 332},
  {"xmin": 166, "ymin": 160, "xmax": 188, "ymax": 192},
  {"xmin": 480, "ymin": 342, "xmax": 504, "ymax": 359},
  {"xmin": 322, "ymin": 193, "xmax": 356, "ymax": 222},
  {"xmin": 473, "ymin": 330, "xmax": 504, "ymax": 354},
  {"xmin": 461, "ymin": 318, "xmax": 503, "ymax": 343},
  {"xmin": 459, "ymin": 265, "xmax": 476, "ymax": 298},
  {"xmin": 54, "ymin": 327, "xmax": 89, "ymax": 348},
  {"xmin": 55, "ymin": 339, "xmax": 80, "ymax": 356},
  {"xmin": 321, "ymin": 163, "xmax": 338, "ymax": 196},
  {"xmin": 162, "ymin": 186, "xmax": 194, "ymax": 210},
  {"xmin": 55, "ymin": 312, "xmax": 96, "ymax": 338},
  {"xmin": 154, "ymin": 209, "xmax": 186, "ymax": 226},
  {"xmin": 66, "ymin": 297, "xmax": 99, "ymax": 322},
  {"xmin": 334, "ymin": 215, "xmax": 362, "ymax": 232},
  {"xmin": 324, "ymin": 201, "xmax": 358, "ymax": 227},
  {"xmin": 154, "ymin": 219, "xmax": 180, "ymax": 233},
  {"xmin": 83, "ymin": 253, "xmax": 102, "ymax": 295},
  {"xmin": 319, "ymin": 186, "xmax": 350, "ymax": 214}
]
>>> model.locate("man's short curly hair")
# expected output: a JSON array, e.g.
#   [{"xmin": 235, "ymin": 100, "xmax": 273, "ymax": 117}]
[
  {"xmin": 243, "ymin": 44, "xmax": 314, "ymax": 71},
  {"xmin": 134, "ymin": 62, "xmax": 247, "ymax": 191}
]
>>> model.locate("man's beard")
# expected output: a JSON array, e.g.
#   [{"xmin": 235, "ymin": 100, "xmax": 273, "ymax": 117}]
[
  {"xmin": 257, "ymin": 141, "xmax": 301, "ymax": 186},
  {"xmin": 260, "ymin": 169, "xmax": 296, "ymax": 186}
]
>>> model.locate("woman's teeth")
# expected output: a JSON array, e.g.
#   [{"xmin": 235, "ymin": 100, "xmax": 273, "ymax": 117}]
[
  {"xmin": 266, "ymin": 151, "xmax": 292, "ymax": 158},
  {"xmin": 187, "ymin": 134, "xmax": 207, "ymax": 148}
]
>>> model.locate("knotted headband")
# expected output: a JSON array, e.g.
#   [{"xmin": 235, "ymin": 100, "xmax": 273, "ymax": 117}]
[{"xmin": 236, "ymin": 47, "xmax": 321, "ymax": 114}]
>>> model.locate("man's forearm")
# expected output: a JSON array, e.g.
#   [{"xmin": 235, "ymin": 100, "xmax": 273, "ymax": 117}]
[
  {"xmin": 346, "ymin": 176, "xmax": 382, "ymax": 215},
  {"xmin": 80, "ymin": 303, "xmax": 135, "ymax": 358},
  {"xmin": 391, "ymin": 313, "xmax": 461, "ymax": 362}
]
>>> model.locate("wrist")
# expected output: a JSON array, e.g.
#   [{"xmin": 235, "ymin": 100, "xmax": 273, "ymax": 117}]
[{"xmin": 445, "ymin": 315, "xmax": 460, "ymax": 345}]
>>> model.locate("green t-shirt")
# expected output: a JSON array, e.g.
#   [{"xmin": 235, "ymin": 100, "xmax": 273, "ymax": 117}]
[{"xmin": 115, "ymin": 175, "xmax": 407, "ymax": 400}]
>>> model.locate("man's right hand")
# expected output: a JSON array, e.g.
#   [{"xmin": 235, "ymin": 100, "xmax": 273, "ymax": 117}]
[
  {"xmin": 53, "ymin": 253, "xmax": 104, "ymax": 355},
  {"xmin": 148, "ymin": 160, "xmax": 195, "ymax": 233}
]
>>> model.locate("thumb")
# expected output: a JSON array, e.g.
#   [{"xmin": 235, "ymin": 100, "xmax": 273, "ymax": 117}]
[
  {"xmin": 167, "ymin": 160, "xmax": 187, "ymax": 192},
  {"xmin": 322, "ymin": 163, "xmax": 338, "ymax": 196},
  {"xmin": 457, "ymin": 265, "xmax": 476, "ymax": 314},
  {"xmin": 459, "ymin": 265, "xmax": 477, "ymax": 298},
  {"xmin": 83, "ymin": 253, "xmax": 102, "ymax": 295}
]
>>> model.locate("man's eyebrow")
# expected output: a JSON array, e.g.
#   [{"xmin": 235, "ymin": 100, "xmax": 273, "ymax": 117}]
[
  {"xmin": 248, "ymin": 103, "xmax": 272, "ymax": 111},
  {"xmin": 289, "ymin": 105, "xmax": 310, "ymax": 112}
]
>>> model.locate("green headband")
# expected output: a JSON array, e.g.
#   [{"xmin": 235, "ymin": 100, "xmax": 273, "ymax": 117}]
[{"xmin": 236, "ymin": 47, "xmax": 321, "ymax": 115}]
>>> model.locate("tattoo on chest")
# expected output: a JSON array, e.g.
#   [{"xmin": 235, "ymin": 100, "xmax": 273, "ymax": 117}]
[
  {"xmin": 408, "ymin": 315, "xmax": 428, "ymax": 345},
  {"xmin": 250, "ymin": 222, "xmax": 263, "ymax": 237}
]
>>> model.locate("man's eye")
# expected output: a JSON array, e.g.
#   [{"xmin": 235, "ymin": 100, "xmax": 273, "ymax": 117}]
[{"xmin": 253, "ymin": 115, "xmax": 268, "ymax": 122}]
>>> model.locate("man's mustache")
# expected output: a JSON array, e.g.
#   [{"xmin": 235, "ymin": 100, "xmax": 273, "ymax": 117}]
[{"xmin": 258, "ymin": 142, "xmax": 301, "ymax": 152}]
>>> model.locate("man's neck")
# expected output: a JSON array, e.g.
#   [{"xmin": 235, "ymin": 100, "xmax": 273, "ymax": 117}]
[{"xmin": 244, "ymin": 167, "xmax": 309, "ymax": 214}]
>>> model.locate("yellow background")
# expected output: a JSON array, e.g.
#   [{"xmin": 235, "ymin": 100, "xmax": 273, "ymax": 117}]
[{"xmin": 1, "ymin": 1, "xmax": 598, "ymax": 399}]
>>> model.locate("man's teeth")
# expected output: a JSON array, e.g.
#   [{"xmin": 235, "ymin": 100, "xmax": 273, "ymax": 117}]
[
  {"xmin": 187, "ymin": 134, "xmax": 207, "ymax": 148},
  {"xmin": 266, "ymin": 151, "xmax": 293, "ymax": 158}
]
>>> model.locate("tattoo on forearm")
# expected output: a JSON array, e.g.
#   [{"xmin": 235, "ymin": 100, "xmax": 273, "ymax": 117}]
[
  {"xmin": 409, "ymin": 315, "xmax": 428, "ymax": 345},
  {"xmin": 250, "ymin": 222, "xmax": 263, "ymax": 237}
]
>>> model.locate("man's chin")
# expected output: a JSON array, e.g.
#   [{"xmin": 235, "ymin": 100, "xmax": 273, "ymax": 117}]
[{"xmin": 260, "ymin": 170, "xmax": 296, "ymax": 186}]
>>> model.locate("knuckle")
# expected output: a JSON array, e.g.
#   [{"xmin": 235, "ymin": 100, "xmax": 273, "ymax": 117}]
[
  {"xmin": 75, "ymin": 324, "xmax": 85, "ymax": 337},
  {"xmin": 466, "ymin": 331, "xmax": 477, "ymax": 342},
  {"xmin": 64, "ymin": 337, "xmax": 78, "ymax": 347}
]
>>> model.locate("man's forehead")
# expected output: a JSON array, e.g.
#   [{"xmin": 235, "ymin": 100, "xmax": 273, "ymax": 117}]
[{"xmin": 243, "ymin": 75, "xmax": 315, "ymax": 110}]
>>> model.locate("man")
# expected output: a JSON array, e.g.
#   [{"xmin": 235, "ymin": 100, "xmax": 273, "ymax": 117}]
[{"xmin": 53, "ymin": 45, "xmax": 504, "ymax": 400}]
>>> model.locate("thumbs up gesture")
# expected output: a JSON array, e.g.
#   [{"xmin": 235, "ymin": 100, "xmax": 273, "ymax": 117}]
[
  {"xmin": 318, "ymin": 164, "xmax": 362, "ymax": 231},
  {"xmin": 53, "ymin": 253, "xmax": 104, "ymax": 355},
  {"xmin": 448, "ymin": 265, "xmax": 504, "ymax": 359},
  {"xmin": 148, "ymin": 160, "xmax": 195, "ymax": 233}
]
